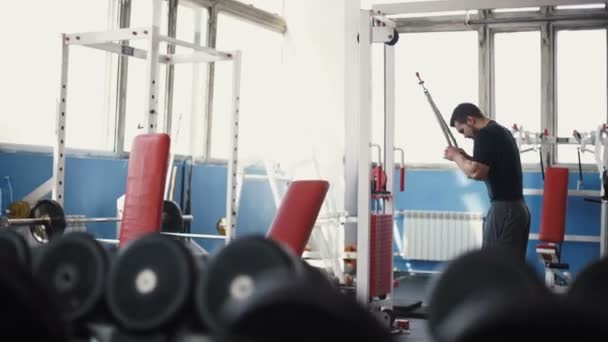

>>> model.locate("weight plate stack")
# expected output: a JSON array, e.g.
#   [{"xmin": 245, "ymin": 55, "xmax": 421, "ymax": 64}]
[
  {"xmin": 195, "ymin": 235, "xmax": 303, "ymax": 332},
  {"xmin": 0, "ymin": 229, "xmax": 31, "ymax": 269},
  {"xmin": 33, "ymin": 232, "xmax": 110, "ymax": 324},
  {"xmin": 106, "ymin": 233, "xmax": 195, "ymax": 332}
]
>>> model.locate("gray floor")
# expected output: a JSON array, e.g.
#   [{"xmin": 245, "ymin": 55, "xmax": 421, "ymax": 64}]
[{"xmin": 391, "ymin": 272, "xmax": 437, "ymax": 342}]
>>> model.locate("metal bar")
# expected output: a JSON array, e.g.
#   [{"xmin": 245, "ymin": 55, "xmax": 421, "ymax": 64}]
[
  {"xmin": 225, "ymin": 51, "xmax": 242, "ymax": 244},
  {"xmin": 162, "ymin": 232, "xmax": 226, "ymax": 239},
  {"xmin": 383, "ymin": 42, "xmax": 396, "ymax": 310},
  {"xmin": 143, "ymin": 0, "xmax": 163, "ymax": 133},
  {"xmin": 356, "ymin": 9, "xmax": 373, "ymax": 305},
  {"xmin": 64, "ymin": 27, "xmax": 150, "ymax": 46},
  {"xmin": 164, "ymin": 0, "xmax": 179, "ymax": 137},
  {"xmin": 54, "ymin": 35, "xmax": 69, "ymax": 206},
  {"xmin": 190, "ymin": 7, "xmax": 204, "ymax": 157},
  {"xmin": 541, "ymin": 21, "xmax": 556, "ymax": 165},
  {"xmin": 184, "ymin": 0, "xmax": 286, "ymax": 33},
  {"xmin": 87, "ymin": 43, "xmax": 169, "ymax": 62},
  {"xmin": 203, "ymin": 6, "xmax": 218, "ymax": 160},
  {"xmin": 168, "ymin": 52, "xmax": 231, "ymax": 64},
  {"xmin": 2, "ymin": 214, "xmax": 194, "ymax": 227},
  {"xmin": 159, "ymin": 35, "xmax": 233, "ymax": 58},
  {"xmin": 114, "ymin": 0, "xmax": 131, "ymax": 155},
  {"xmin": 373, "ymin": 0, "xmax": 599, "ymax": 15}
]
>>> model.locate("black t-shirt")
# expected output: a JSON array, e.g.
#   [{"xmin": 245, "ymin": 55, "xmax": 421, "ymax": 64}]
[{"xmin": 472, "ymin": 121, "xmax": 523, "ymax": 201}]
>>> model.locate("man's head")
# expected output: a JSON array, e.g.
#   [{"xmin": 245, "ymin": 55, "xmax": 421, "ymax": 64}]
[{"xmin": 450, "ymin": 103, "xmax": 485, "ymax": 139}]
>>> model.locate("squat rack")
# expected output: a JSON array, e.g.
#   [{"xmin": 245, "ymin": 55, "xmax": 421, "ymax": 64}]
[{"xmin": 31, "ymin": 0, "xmax": 242, "ymax": 244}]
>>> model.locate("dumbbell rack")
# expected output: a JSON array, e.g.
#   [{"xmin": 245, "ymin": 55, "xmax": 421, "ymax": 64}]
[{"xmin": 25, "ymin": 0, "xmax": 242, "ymax": 245}]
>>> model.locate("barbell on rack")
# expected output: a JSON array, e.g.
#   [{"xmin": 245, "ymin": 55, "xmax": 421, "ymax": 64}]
[{"xmin": 0, "ymin": 199, "xmax": 193, "ymax": 243}]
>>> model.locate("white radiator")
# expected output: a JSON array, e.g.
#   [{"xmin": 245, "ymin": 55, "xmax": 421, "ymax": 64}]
[{"xmin": 401, "ymin": 210, "xmax": 484, "ymax": 261}]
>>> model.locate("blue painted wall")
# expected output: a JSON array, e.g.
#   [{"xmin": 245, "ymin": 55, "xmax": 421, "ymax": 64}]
[{"xmin": 0, "ymin": 151, "xmax": 603, "ymax": 281}]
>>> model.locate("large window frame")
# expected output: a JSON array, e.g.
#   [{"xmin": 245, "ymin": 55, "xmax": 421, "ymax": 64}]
[
  {"xmin": 392, "ymin": 5, "xmax": 608, "ymax": 171},
  {"xmin": 0, "ymin": 0, "xmax": 286, "ymax": 164}
]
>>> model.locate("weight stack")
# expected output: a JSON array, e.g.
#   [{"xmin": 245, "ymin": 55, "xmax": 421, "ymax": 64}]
[{"xmin": 370, "ymin": 214, "xmax": 393, "ymax": 298}]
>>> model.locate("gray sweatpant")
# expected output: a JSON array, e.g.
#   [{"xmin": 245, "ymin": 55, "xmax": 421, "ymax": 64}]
[{"xmin": 483, "ymin": 200, "xmax": 531, "ymax": 261}]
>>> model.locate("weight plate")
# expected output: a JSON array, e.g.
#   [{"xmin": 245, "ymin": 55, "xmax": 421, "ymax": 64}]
[
  {"xmin": 106, "ymin": 233, "xmax": 195, "ymax": 332},
  {"xmin": 161, "ymin": 200, "xmax": 184, "ymax": 234},
  {"xmin": 427, "ymin": 248, "xmax": 549, "ymax": 342},
  {"xmin": 0, "ymin": 229, "xmax": 30, "ymax": 269},
  {"xmin": 29, "ymin": 199, "xmax": 66, "ymax": 243},
  {"xmin": 33, "ymin": 232, "xmax": 110, "ymax": 322},
  {"xmin": 195, "ymin": 235, "xmax": 301, "ymax": 332}
]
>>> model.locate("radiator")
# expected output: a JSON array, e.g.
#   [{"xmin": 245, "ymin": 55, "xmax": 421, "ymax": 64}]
[{"xmin": 402, "ymin": 210, "xmax": 484, "ymax": 261}]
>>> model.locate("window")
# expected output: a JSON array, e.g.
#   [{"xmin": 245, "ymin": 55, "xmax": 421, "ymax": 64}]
[
  {"xmin": 0, "ymin": 0, "xmax": 114, "ymax": 150},
  {"xmin": 124, "ymin": 2, "xmax": 208, "ymax": 155},
  {"xmin": 556, "ymin": 29, "xmax": 607, "ymax": 164},
  {"xmin": 211, "ymin": 13, "xmax": 284, "ymax": 161},
  {"xmin": 394, "ymin": 31, "xmax": 479, "ymax": 164},
  {"xmin": 492, "ymin": 7, "xmax": 540, "ymax": 13},
  {"xmin": 235, "ymin": 0, "xmax": 284, "ymax": 15},
  {"xmin": 494, "ymin": 31, "xmax": 541, "ymax": 164}
]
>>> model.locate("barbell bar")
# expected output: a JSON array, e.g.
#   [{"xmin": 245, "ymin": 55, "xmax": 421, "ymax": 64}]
[{"xmin": 0, "ymin": 199, "xmax": 194, "ymax": 243}]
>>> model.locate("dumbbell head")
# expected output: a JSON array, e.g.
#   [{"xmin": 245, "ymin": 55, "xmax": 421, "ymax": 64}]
[
  {"xmin": 32, "ymin": 232, "xmax": 111, "ymax": 323},
  {"xmin": 0, "ymin": 229, "xmax": 30, "ymax": 269},
  {"xmin": 219, "ymin": 267, "xmax": 392, "ymax": 342},
  {"xmin": 195, "ymin": 235, "xmax": 303, "ymax": 332},
  {"xmin": 427, "ymin": 247, "xmax": 550, "ymax": 342},
  {"xmin": 106, "ymin": 233, "xmax": 195, "ymax": 332}
]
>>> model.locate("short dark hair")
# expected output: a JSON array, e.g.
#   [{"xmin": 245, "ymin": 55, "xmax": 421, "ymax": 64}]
[{"xmin": 450, "ymin": 103, "xmax": 484, "ymax": 127}]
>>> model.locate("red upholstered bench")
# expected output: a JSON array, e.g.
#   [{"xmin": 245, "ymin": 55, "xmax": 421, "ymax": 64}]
[{"xmin": 118, "ymin": 133, "xmax": 171, "ymax": 247}]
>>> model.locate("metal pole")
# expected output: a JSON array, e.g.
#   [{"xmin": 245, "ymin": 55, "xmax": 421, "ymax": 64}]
[
  {"xmin": 114, "ymin": 0, "xmax": 132, "ymax": 155},
  {"xmin": 203, "ymin": 6, "xmax": 218, "ymax": 160},
  {"xmin": 164, "ymin": 0, "xmax": 179, "ymax": 135},
  {"xmin": 143, "ymin": 0, "xmax": 162, "ymax": 133},
  {"xmin": 225, "ymin": 51, "xmax": 242, "ymax": 244},
  {"xmin": 356, "ymin": 9, "xmax": 372, "ymax": 305},
  {"xmin": 54, "ymin": 35, "xmax": 70, "ymax": 207}
]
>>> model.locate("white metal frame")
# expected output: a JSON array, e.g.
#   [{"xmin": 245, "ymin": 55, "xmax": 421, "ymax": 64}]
[
  {"xmin": 513, "ymin": 124, "xmax": 608, "ymax": 256},
  {"xmin": 347, "ymin": 9, "xmax": 397, "ymax": 309},
  {"xmin": 35, "ymin": 0, "xmax": 241, "ymax": 243}
]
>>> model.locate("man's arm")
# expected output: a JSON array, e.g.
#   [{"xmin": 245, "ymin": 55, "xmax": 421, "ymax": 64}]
[{"xmin": 452, "ymin": 152, "xmax": 489, "ymax": 180}]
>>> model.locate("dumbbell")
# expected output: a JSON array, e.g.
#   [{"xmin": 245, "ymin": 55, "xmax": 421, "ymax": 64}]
[
  {"xmin": 31, "ymin": 231, "xmax": 116, "ymax": 337},
  {"xmin": 427, "ymin": 247, "xmax": 552, "ymax": 342},
  {"xmin": 105, "ymin": 233, "xmax": 199, "ymax": 333},
  {"xmin": 194, "ymin": 235, "xmax": 388, "ymax": 341}
]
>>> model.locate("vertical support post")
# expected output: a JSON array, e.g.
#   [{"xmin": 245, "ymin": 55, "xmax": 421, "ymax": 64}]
[
  {"xmin": 190, "ymin": 7, "xmax": 204, "ymax": 156},
  {"xmin": 164, "ymin": 0, "xmax": 179, "ymax": 135},
  {"xmin": 344, "ymin": 0, "xmax": 360, "ymax": 258},
  {"xmin": 357, "ymin": 9, "xmax": 372, "ymax": 305},
  {"xmin": 114, "ymin": 0, "xmax": 131, "ymax": 155},
  {"xmin": 541, "ymin": 19, "xmax": 556, "ymax": 165},
  {"xmin": 478, "ymin": 11, "xmax": 494, "ymax": 119},
  {"xmin": 143, "ymin": 0, "xmax": 162, "ymax": 133},
  {"xmin": 54, "ymin": 35, "xmax": 69, "ymax": 207},
  {"xmin": 203, "ymin": 6, "xmax": 219, "ymax": 160},
  {"xmin": 225, "ymin": 51, "xmax": 242, "ymax": 244},
  {"xmin": 383, "ymin": 43, "xmax": 396, "ymax": 310},
  {"xmin": 602, "ymin": 190, "xmax": 608, "ymax": 257}
]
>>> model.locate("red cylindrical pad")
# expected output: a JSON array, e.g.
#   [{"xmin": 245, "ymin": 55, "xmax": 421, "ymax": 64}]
[
  {"xmin": 119, "ymin": 134, "xmax": 171, "ymax": 247},
  {"xmin": 539, "ymin": 167, "xmax": 569, "ymax": 243},
  {"xmin": 266, "ymin": 180, "xmax": 329, "ymax": 256}
]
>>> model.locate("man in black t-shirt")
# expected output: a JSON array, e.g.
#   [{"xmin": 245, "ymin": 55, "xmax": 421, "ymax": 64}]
[{"xmin": 443, "ymin": 103, "xmax": 531, "ymax": 261}]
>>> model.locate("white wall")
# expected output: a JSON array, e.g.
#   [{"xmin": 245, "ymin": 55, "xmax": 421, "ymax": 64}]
[{"xmin": 278, "ymin": 0, "xmax": 348, "ymax": 212}]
